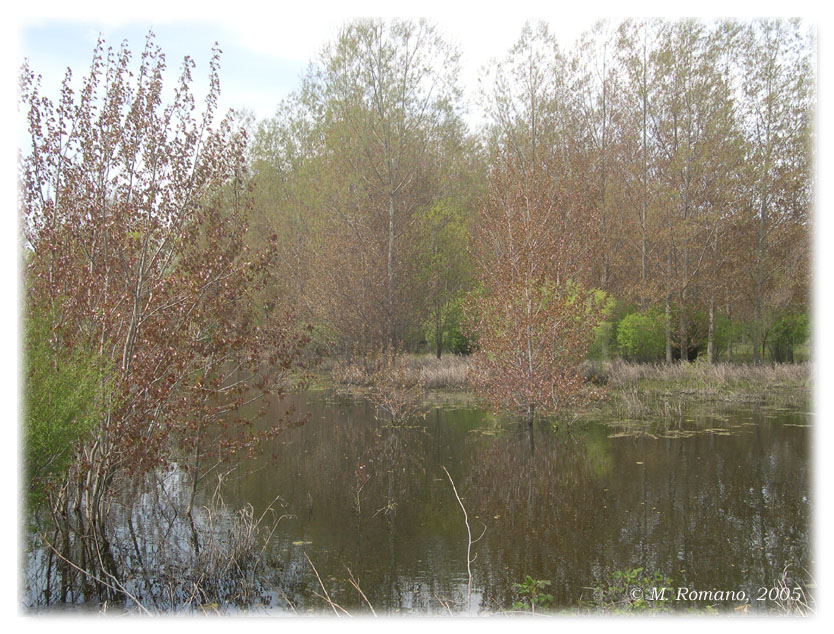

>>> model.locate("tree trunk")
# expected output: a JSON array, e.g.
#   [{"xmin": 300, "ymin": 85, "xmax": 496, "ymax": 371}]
[
  {"xmin": 680, "ymin": 174, "xmax": 690, "ymax": 362},
  {"xmin": 753, "ymin": 289, "xmax": 762, "ymax": 364},
  {"xmin": 526, "ymin": 403, "xmax": 535, "ymax": 430},
  {"xmin": 753, "ymin": 214, "xmax": 763, "ymax": 366},
  {"xmin": 679, "ymin": 289, "xmax": 687, "ymax": 362},
  {"xmin": 387, "ymin": 192, "xmax": 396, "ymax": 350},
  {"xmin": 600, "ymin": 54, "xmax": 609, "ymax": 293},
  {"xmin": 665, "ymin": 293, "xmax": 673, "ymax": 362},
  {"xmin": 640, "ymin": 221, "xmax": 647, "ymax": 310},
  {"xmin": 753, "ymin": 150, "xmax": 770, "ymax": 365},
  {"xmin": 726, "ymin": 303, "xmax": 733, "ymax": 363},
  {"xmin": 435, "ymin": 309, "xmax": 443, "ymax": 359},
  {"xmin": 640, "ymin": 25, "xmax": 648, "ymax": 311},
  {"xmin": 707, "ymin": 296, "xmax": 715, "ymax": 364}
]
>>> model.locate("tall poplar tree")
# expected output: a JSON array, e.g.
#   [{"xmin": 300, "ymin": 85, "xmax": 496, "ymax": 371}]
[
  {"xmin": 303, "ymin": 19, "xmax": 464, "ymax": 350},
  {"xmin": 739, "ymin": 19, "xmax": 813, "ymax": 363}
]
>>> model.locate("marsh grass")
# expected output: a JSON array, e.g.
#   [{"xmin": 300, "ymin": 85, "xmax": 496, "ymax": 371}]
[
  {"xmin": 771, "ymin": 565, "xmax": 815, "ymax": 616},
  {"xmin": 576, "ymin": 360, "xmax": 810, "ymax": 425},
  {"xmin": 331, "ymin": 353, "xmax": 470, "ymax": 390},
  {"xmin": 602, "ymin": 359, "xmax": 807, "ymax": 406},
  {"xmin": 328, "ymin": 354, "xmax": 810, "ymax": 420},
  {"xmin": 600, "ymin": 359, "xmax": 809, "ymax": 391}
]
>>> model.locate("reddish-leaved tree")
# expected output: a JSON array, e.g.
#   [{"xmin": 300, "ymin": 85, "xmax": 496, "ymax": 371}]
[
  {"xmin": 467, "ymin": 151, "xmax": 603, "ymax": 426},
  {"xmin": 20, "ymin": 34, "xmax": 307, "ymax": 600}
]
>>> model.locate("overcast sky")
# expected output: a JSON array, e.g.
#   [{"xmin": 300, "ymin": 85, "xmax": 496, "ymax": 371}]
[
  {"xmin": 11, "ymin": 2, "xmax": 827, "ymax": 125},
  {"xmin": 14, "ymin": 9, "xmax": 598, "ymax": 128}
]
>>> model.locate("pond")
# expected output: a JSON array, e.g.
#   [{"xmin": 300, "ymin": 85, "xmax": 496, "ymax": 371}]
[{"xmin": 195, "ymin": 391, "xmax": 813, "ymax": 614}]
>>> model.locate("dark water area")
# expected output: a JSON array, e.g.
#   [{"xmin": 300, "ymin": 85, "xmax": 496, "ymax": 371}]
[{"xmin": 207, "ymin": 392, "xmax": 812, "ymax": 614}]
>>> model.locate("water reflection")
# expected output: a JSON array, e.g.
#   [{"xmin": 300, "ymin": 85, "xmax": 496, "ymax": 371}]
[{"xmin": 210, "ymin": 393, "xmax": 810, "ymax": 614}]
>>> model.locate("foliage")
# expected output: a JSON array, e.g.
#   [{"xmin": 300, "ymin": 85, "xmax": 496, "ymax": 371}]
[
  {"xmin": 23, "ymin": 300, "xmax": 111, "ymax": 506},
  {"xmin": 767, "ymin": 312, "xmax": 809, "ymax": 363},
  {"xmin": 586, "ymin": 321, "xmax": 615, "ymax": 361},
  {"xmin": 468, "ymin": 148, "xmax": 604, "ymax": 425},
  {"xmin": 18, "ymin": 17, "xmax": 815, "ymax": 613},
  {"xmin": 585, "ymin": 293, "xmax": 624, "ymax": 360},
  {"xmin": 20, "ymin": 33, "xmax": 307, "ymax": 604},
  {"xmin": 288, "ymin": 19, "xmax": 469, "ymax": 351},
  {"xmin": 422, "ymin": 294, "xmax": 471, "ymax": 356},
  {"xmin": 512, "ymin": 576, "xmax": 554, "ymax": 612},
  {"xmin": 252, "ymin": 17, "xmax": 811, "ymax": 368},
  {"xmin": 413, "ymin": 201, "xmax": 475, "ymax": 357},
  {"xmin": 584, "ymin": 567, "xmax": 673, "ymax": 613},
  {"xmin": 243, "ymin": 17, "xmax": 810, "ymax": 368},
  {"xmin": 739, "ymin": 20, "xmax": 813, "ymax": 363},
  {"xmin": 616, "ymin": 310, "xmax": 666, "ymax": 361}
]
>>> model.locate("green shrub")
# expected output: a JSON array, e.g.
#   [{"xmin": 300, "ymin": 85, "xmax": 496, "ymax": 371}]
[
  {"xmin": 616, "ymin": 311, "xmax": 666, "ymax": 362},
  {"xmin": 587, "ymin": 320, "xmax": 616, "ymax": 360},
  {"xmin": 585, "ymin": 291, "xmax": 621, "ymax": 360},
  {"xmin": 423, "ymin": 294, "xmax": 472, "ymax": 356},
  {"xmin": 767, "ymin": 312, "xmax": 809, "ymax": 363},
  {"xmin": 23, "ymin": 304, "xmax": 109, "ymax": 507},
  {"xmin": 711, "ymin": 311, "xmax": 733, "ymax": 359}
]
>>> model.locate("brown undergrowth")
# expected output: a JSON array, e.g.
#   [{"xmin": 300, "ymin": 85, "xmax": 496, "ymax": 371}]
[{"xmin": 327, "ymin": 354, "xmax": 810, "ymax": 420}]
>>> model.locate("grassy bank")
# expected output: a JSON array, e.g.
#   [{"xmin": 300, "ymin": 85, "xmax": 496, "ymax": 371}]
[
  {"xmin": 322, "ymin": 353, "xmax": 471, "ymax": 390},
  {"xmin": 318, "ymin": 354, "xmax": 811, "ymax": 418},
  {"xmin": 590, "ymin": 359, "xmax": 811, "ymax": 421}
]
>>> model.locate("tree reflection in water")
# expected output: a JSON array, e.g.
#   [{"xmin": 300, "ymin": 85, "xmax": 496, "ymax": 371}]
[{"xmin": 27, "ymin": 392, "xmax": 808, "ymax": 614}]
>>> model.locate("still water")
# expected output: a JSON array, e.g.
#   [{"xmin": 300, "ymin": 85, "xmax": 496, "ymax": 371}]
[{"xmin": 208, "ymin": 391, "xmax": 811, "ymax": 614}]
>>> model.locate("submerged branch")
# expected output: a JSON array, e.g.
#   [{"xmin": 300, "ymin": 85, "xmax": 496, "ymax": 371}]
[
  {"xmin": 41, "ymin": 534, "xmax": 152, "ymax": 615},
  {"xmin": 346, "ymin": 566, "xmax": 376, "ymax": 616},
  {"xmin": 442, "ymin": 465, "xmax": 481, "ymax": 606},
  {"xmin": 304, "ymin": 551, "xmax": 344, "ymax": 616}
]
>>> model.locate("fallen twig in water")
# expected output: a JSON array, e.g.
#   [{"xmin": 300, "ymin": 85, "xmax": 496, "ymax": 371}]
[
  {"xmin": 435, "ymin": 592, "xmax": 454, "ymax": 615},
  {"xmin": 346, "ymin": 566, "xmax": 376, "ymax": 616},
  {"xmin": 305, "ymin": 551, "xmax": 349, "ymax": 616},
  {"xmin": 275, "ymin": 586, "xmax": 298, "ymax": 614},
  {"xmin": 442, "ymin": 465, "xmax": 485, "ymax": 608}
]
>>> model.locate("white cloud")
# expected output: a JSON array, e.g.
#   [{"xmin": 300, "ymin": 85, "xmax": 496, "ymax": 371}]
[{"xmin": 226, "ymin": 17, "xmax": 343, "ymax": 63}]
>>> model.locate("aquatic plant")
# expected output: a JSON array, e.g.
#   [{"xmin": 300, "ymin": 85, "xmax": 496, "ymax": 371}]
[
  {"xmin": 582, "ymin": 567, "xmax": 673, "ymax": 613},
  {"xmin": 512, "ymin": 576, "xmax": 554, "ymax": 612}
]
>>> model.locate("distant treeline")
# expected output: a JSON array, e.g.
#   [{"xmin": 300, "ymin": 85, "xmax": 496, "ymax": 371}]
[{"xmin": 244, "ymin": 18, "xmax": 812, "ymax": 363}]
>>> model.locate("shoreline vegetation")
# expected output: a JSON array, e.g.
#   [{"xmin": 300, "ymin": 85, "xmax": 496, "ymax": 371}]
[
  {"xmin": 317, "ymin": 354, "xmax": 811, "ymax": 419},
  {"xmin": 19, "ymin": 17, "xmax": 813, "ymax": 615}
]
